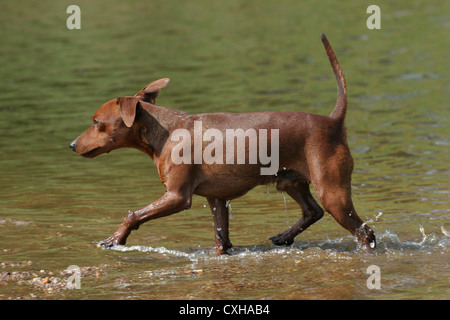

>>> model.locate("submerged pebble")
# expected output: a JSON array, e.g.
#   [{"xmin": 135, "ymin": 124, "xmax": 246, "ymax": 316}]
[{"xmin": 0, "ymin": 262, "xmax": 110, "ymax": 298}]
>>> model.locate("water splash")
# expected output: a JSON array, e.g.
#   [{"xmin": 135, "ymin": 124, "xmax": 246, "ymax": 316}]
[
  {"xmin": 226, "ymin": 200, "xmax": 234, "ymax": 219},
  {"xmin": 363, "ymin": 211, "xmax": 383, "ymax": 226},
  {"xmin": 109, "ymin": 245, "xmax": 202, "ymax": 262},
  {"xmin": 418, "ymin": 225, "xmax": 427, "ymax": 245},
  {"xmin": 103, "ymin": 225, "xmax": 448, "ymax": 263},
  {"xmin": 376, "ymin": 226, "xmax": 449, "ymax": 252},
  {"xmin": 374, "ymin": 211, "xmax": 383, "ymax": 221},
  {"xmin": 281, "ymin": 191, "xmax": 289, "ymax": 225}
]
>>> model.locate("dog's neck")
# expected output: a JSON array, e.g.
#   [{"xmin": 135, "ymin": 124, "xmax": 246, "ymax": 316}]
[{"xmin": 134, "ymin": 104, "xmax": 187, "ymax": 161}]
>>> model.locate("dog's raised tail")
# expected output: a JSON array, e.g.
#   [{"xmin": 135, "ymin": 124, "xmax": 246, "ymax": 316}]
[{"xmin": 321, "ymin": 33, "xmax": 347, "ymax": 122}]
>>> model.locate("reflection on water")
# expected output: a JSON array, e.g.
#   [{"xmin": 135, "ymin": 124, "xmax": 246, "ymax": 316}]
[{"xmin": 0, "ymin": 0, "xmax": 448, "ymax": 299}]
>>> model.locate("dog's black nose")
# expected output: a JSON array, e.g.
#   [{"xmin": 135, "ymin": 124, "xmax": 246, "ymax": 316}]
[{"xmin": 69, "ymin": 141, "xmax": 77, "ymax": 151}]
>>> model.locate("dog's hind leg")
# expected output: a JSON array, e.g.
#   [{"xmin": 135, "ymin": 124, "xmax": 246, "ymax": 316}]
[
  {"xmin": 314, "ymin": 183, "xmax": 376, "ymax": 251},
  {"xmin": 270, "ymin": 182, "xmax": 324, "ymax": 246},
  {"xmin": 309, "ymin": 149, "xmax": 376, "ymax": 251},
  {"xmin": 207, "ymin": 198, "xmax": 232, "ymax": 254}
]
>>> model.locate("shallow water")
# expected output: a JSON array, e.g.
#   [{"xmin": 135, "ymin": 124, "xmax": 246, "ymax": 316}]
[{"xmin": 0, "ymin": 0, "xmax": 448, "ymax": 299}]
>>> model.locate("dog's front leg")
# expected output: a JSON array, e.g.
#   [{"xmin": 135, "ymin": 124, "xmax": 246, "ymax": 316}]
[{"xmin": 100, "ymin": 190, "xmax": 192, "ymax": 247}]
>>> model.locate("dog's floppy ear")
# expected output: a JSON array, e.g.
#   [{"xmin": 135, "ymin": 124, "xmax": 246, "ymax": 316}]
[
  {"xmin": 135, "ymin": 78, "xmax": 170, "ymax": 104},
  {"xmin": 117, "ymin": 97, "xmax": 140, "ymax": 128}
]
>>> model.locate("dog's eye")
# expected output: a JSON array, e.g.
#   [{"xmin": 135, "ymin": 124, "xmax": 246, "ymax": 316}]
[{"xmin": 93, "ymin": 119, "xmax": 99, "ymax": 126}]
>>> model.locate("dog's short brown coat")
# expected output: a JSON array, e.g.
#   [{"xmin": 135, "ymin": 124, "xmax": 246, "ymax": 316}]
[{"xmin": 70, "ymin": 34, "xmax": 376, "ymax": 254}]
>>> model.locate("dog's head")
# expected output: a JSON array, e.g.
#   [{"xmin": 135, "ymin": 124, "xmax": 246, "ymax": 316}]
[{"xmin": 69, "ymin": 78, "xmax": 169, "ymax": 158}]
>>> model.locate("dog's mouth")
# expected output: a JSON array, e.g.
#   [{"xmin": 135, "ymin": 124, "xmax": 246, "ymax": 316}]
[{"xmin": 81, "ymin": 147, "xmax": 101, "ymax": 158}]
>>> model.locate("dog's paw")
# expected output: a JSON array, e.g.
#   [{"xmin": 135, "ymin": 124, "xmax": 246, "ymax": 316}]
[
  {"xmin": 98, "ymin": 233, "xmax": 124, "ymax": 248},
  {"xmin": 98, "ymin": 239, "xmax": 116, "ymax": 248},
  {"xmin": 269, "ymin": 233, "xmax": 294, "ymax": 246}
]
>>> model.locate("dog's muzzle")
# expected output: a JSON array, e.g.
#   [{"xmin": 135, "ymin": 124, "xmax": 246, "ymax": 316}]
[{"xmin": 69, "ymin": 140, "xmax": 77, "ymax": 151}]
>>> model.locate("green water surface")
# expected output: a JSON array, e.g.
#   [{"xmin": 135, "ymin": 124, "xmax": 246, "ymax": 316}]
[{"xmin": 0, "ymin": 0, "xmax": 448, "ymax": 300}]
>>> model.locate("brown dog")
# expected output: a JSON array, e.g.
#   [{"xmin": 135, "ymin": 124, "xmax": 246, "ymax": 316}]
[{"xmin": 70, "ymin": 34, "xmax": 376, "ymax": 254}]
